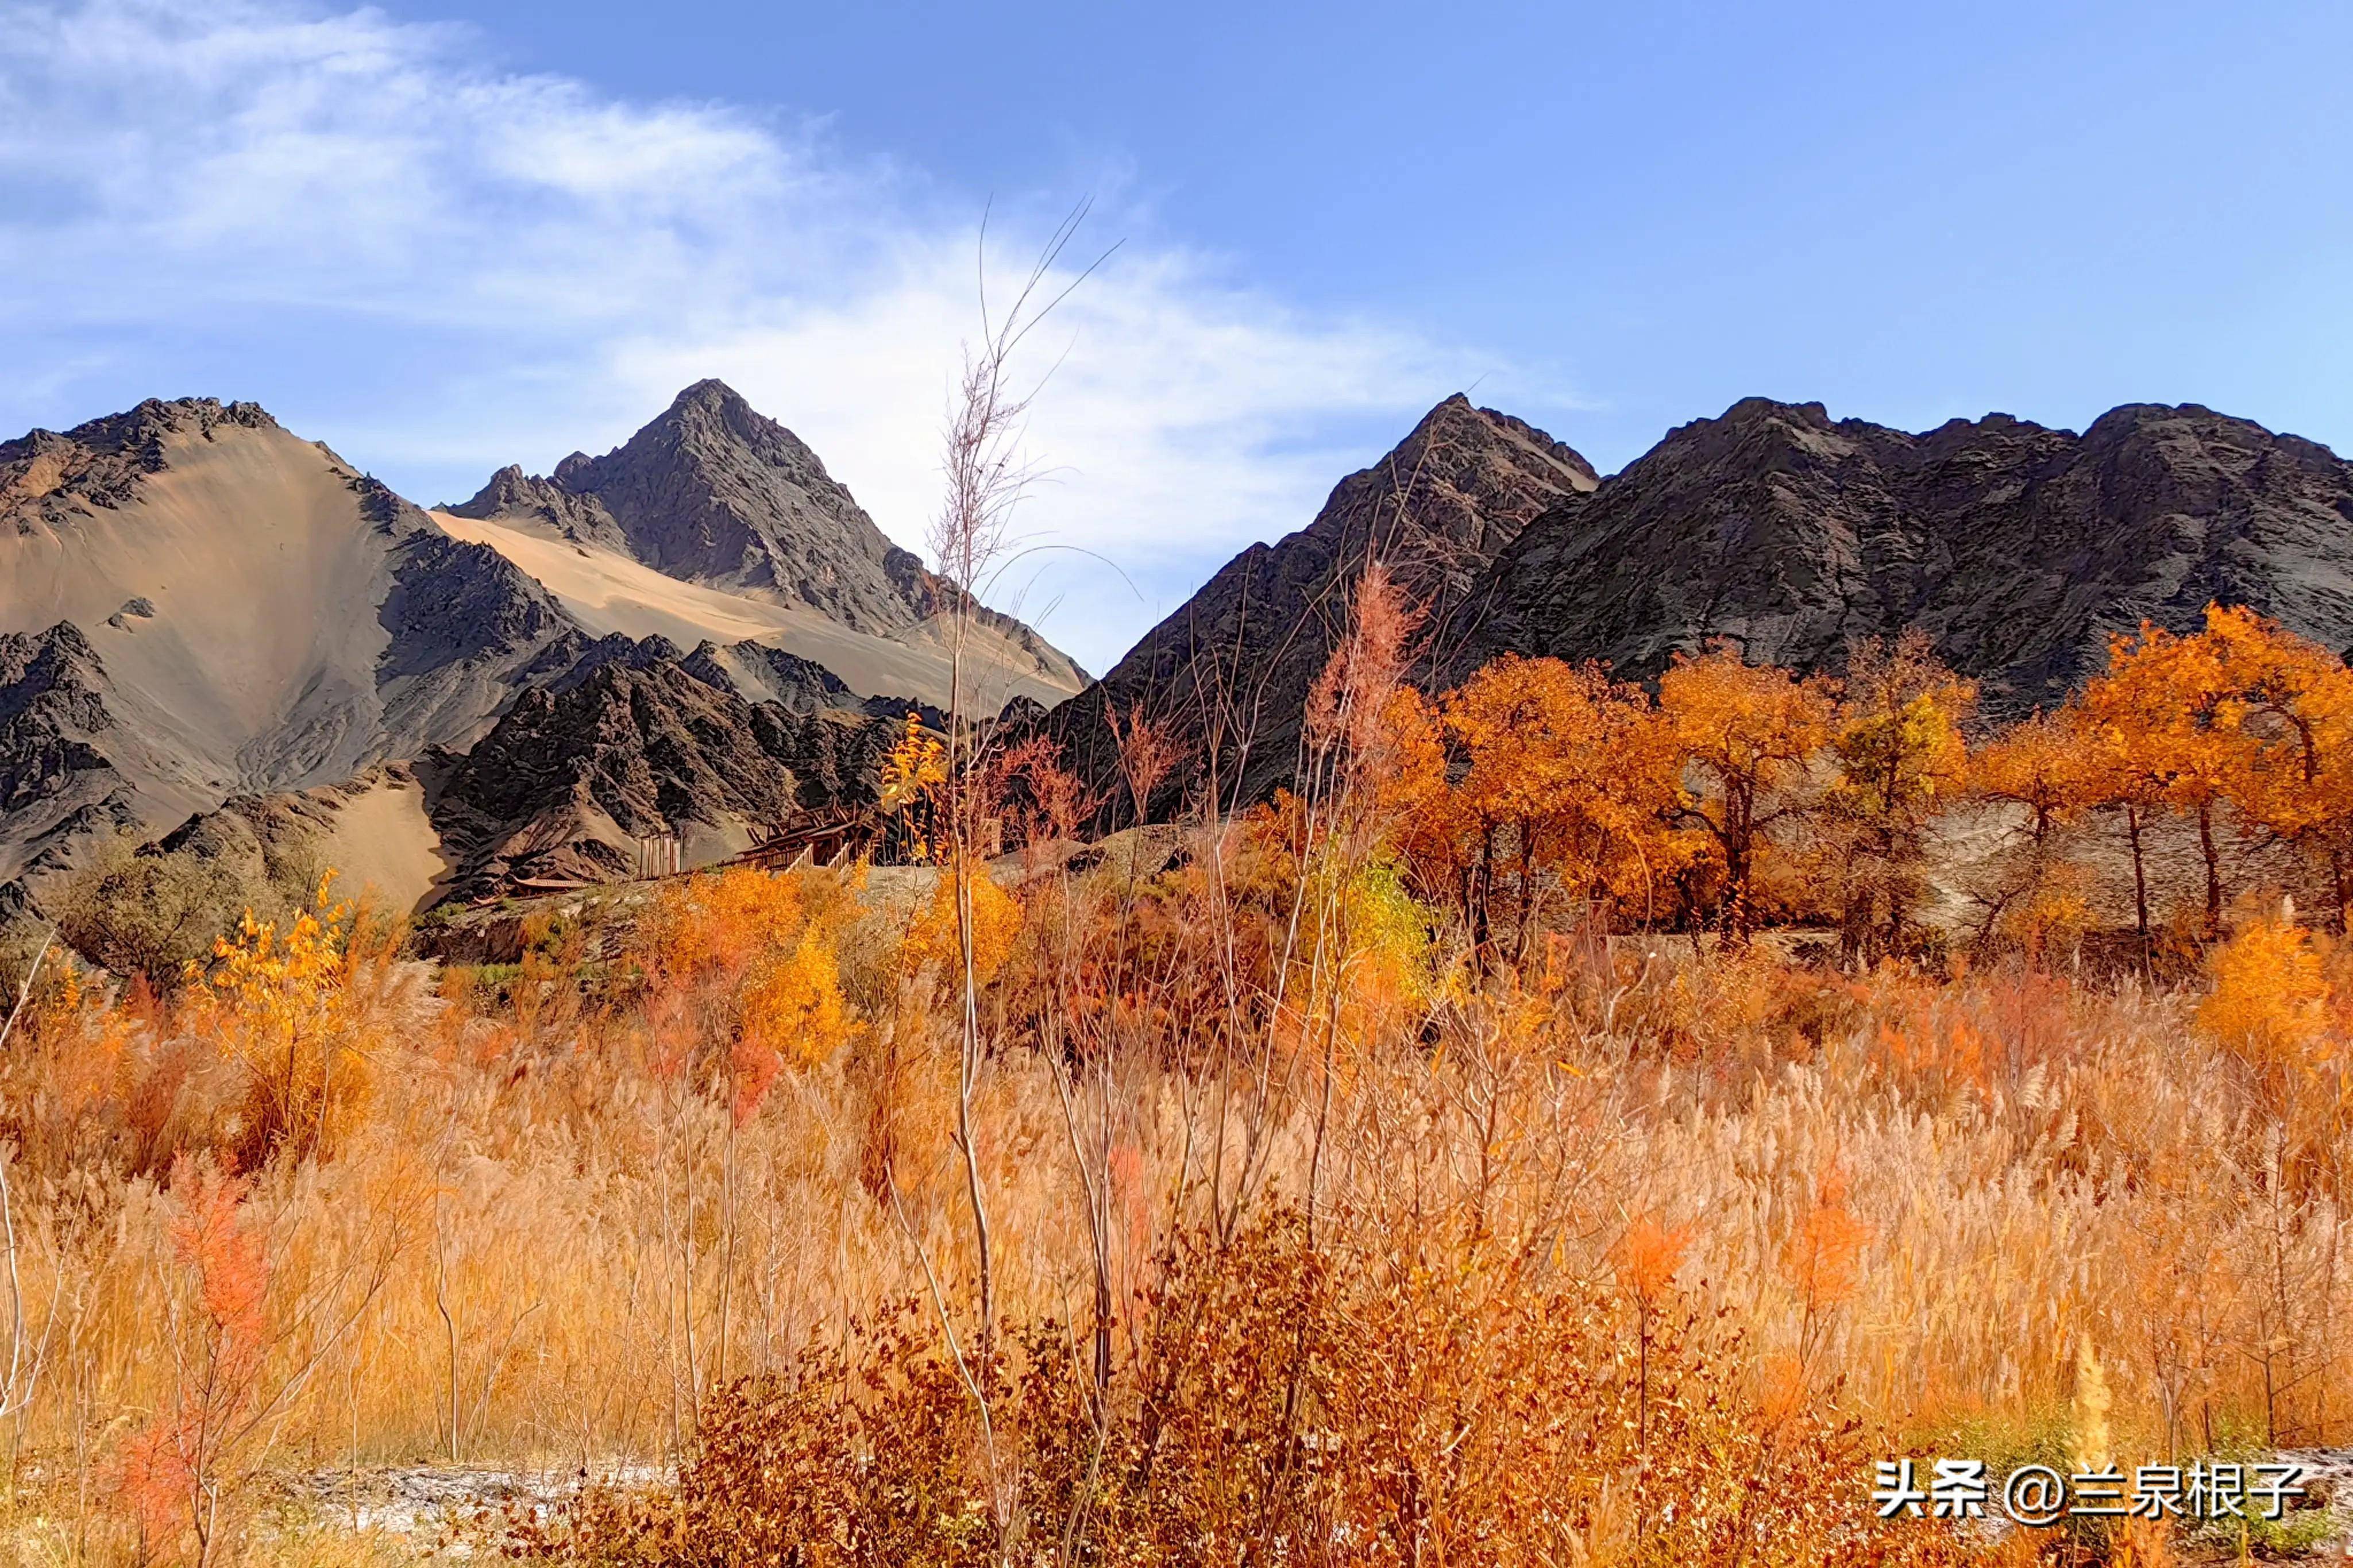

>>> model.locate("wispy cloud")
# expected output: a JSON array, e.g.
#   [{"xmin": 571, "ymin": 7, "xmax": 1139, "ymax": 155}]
[{"xmin": 0, "ymin": 0, "xmax": 1533, "ymax": 669}]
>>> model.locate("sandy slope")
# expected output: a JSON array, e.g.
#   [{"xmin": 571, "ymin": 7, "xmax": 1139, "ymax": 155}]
[
  {"xmin": 317, "ymin": 776, "xmax": 450, "ymax": 912},
  {"xmin": 431, "ymin": 510, "xmax": 1082, "ymax": 712},
  {"xmin": 0, "ymin": 424, "xmax": 396, "ymax": 796}
]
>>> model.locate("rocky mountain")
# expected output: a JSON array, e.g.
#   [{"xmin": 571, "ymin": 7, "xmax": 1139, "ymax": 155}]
[
  {"xmin": 21, "ymin": 380, "xmax": 2348, "ymax": 914},
  {"xmin": 1451, "ymin": 399, "xmax": 2353, "ymax": 713},
  {"xmin": 445, "ymin": 379, "xmax": 1085, "ymax": 700},
  {"xmin": 426, "ymin": 645, "xmax": 898, "ymax": 898},
  {"xmin": 0, "ymin": 385, "xmax": 1077, "ymax": 913},
  {"xmin": 0, "ymin": 397, "xmax": 594, "ymax": 901},
  {"xmin": 1045, "ymin": 395, "xmax": 1599, "ymax": 817},
  {"xmin": 453, "ymin": 379, "xmax": 916, "ymax": 627}
]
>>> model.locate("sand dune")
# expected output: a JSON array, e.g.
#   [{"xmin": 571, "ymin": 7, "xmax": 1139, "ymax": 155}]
[{"xmin": 430, "ymin": 509, "xmax": 1083, "ymax": 712}]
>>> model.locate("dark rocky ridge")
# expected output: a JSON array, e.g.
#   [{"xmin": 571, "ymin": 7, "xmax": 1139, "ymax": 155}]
[
  {"xmin": 0, "ymin": 624, "xmax": 125, "ymax": 818},
  {"xmin": 677, "ymin": 637, "xmax": 947, "ymax": 728},
  {"xmin": 0, "ymin": 624, "xmax": 160, "ymax": 897},
  {"xmin": 684, "ymin": 639, "xmax": 855, "ymax": 713},
  {"xmin": 1449, "ymin": 399, "xmax": 2353, "ymax": 713},
  {"xmin": 376, "ymin": 532, "xmax": 574, "ymax": 683},
  {"xmin": 446, "ymin": 463, "xmax": 631, "ymax": 554},
  {"xmin": 427, "ymin": 646, "xmax": 900, "ymax": 898},
  {"xmin": 1046, "ymin": 394, "xmax": 1599, "ymax": 817}
]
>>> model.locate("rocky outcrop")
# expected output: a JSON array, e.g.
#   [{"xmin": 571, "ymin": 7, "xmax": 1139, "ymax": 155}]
[
  {"xmin": 427, "ymin": 647, "xmax": 900, "ymax": 898},
  {"xmin": 676, "ymin": 637, "xmax": 949, "ymax": 732},
  {"xmin": 549, "ymin": 379, "xmax": 913, "ymax": 625},
  {"xmin": 0, "ymin": 623, "xmax": 126, "ymax": 815},
  {"xmin": 444, "ymin": 464, "xmax": 632, "ymax": 553},
  {"xmin": 1, "ymin": 398, "xmax": 279, "ymax": 529},
  {"xmin": 0, "ymin": 624, "xmax": 156, "ymax": 894},
  {"xmin": 377, "ymin": 532, "xmax": 575, "ymax": 683},
  {"xmin": 148, "ymin": 762, "xmax": 447, "ymax": 913},
  {"xmin": 1452, "ymin": 399, "xmax": 2353, "ymax": 713},
  {"xmin": 682, "ymin": 639, "xmax": 855, "ymax": 713},
  {"xmin": 1044, "ymin": 395, "xmax": 1599, "ymax": 817}
]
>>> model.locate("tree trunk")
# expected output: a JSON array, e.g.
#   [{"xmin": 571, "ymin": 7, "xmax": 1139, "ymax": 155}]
[
  {"xmin": 1470, "ymin": 822, "xmax": 1495, "ymax": 962},
  {"xmin": 1726, "ymin": 840, "xmax": 1752, "ymax": 945},
  {"xmin": 2197, "ymin": 800, "xmax": 2223, "ymax": 937},
  {"xmin": 2126, "ymin": 804, "xmax": 2151, "ymax": 942},
  {"xmin": 1514, "ymin": 823, "xmax": 1536, "ymax": 967}
]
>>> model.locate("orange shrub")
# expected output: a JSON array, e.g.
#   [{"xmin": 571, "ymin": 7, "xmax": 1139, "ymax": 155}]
[
  {"xmin": 2197, "ymin": 909, "xmax": 2333, "ymax": 1069},
  {"xmin": 901, "ymin": 859, "xmax": 1023, "ymax": 989}
]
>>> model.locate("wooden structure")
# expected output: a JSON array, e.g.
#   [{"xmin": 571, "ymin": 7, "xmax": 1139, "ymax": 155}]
[
  {"xmin": 634, "ymin": 834, "xmax": 683, "ymax": 879},
  {"xmin": 729, "ymin": 805, "xmax": 880, "ymax": 871}
]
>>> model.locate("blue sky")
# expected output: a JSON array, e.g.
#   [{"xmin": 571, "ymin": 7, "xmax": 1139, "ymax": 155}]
[{"xmin": 3, "ymin": 1, "xmax": 2348, "ymax": 673}]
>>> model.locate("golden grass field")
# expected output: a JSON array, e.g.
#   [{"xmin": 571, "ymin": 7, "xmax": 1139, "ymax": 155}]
[
  {"xmin": 9, "ymin": 593, "xmax": 2353, "ymax": 1565},
  {"xmin": 0, "ymin": 836, "xmax": 2346, "ymax": 1566}
]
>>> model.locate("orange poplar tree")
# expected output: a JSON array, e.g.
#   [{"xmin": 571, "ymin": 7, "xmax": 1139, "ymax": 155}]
[
  {"xmin": 1824, "ymin": 632, "xmax": 1976, "ymax": 960},
  {"xmin": 1969, "ymin": 707, "xmax": 2101, "ymax": 955},
  {"xmin": 1655, "ymin": 642, "xmax": 1837, "ymax": 942},
  {"xmin": 2077, "ymin": 617, "xmax": 2251, "ymax": 937},
  {"xmin": 2198, "ymin": 605, "xmax": 2353, "ymax": 930},
  {"xmin": 1395, "ymin": 654, "xmax": 1684, "ymax": 962},
  {"xmin": 1971, "ymin": 707, "xmax": 2097, "ymax": 851}
]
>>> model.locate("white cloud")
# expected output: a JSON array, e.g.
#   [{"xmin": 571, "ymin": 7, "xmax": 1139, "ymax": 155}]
[{"xmin": 0, "ymin": 0, "xmax": 1530, "ymax": 670}]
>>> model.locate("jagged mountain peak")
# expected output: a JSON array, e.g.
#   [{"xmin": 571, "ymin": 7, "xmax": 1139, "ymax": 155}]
[
  {"xmin": 1044, "ymin": 394, "xmax": 1599, "ymax": 817},
  {"xmin": 445, "ymin": 383, "xmax": 1087, "ymax": 692},
  {"xmin": 627, "ymin": 377, "xmax": 828, "ymax": 472},
  {"xmin": 451, "ymin": 382, "xmax": 914, "ymax": 632},
  {"xmin": 1405, "ymin": 393, "xmax": 1602, "ymax": 486},
  {"xmin": 664, "ymin": 376, "xmax": 756, "ymax": 418}
]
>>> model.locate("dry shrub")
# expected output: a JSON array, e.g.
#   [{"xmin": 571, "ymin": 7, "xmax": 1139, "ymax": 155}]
[
  {"xmin": 504, "ymin": 1212, "xmax": 1959, "ymax": 1568},
  {"xmin": 635, "ymin": 863, "xmax": 862, "ymax": 1109},
  {"xmin": 49, "ymin": 834, "xmax": 296, "ymax": 993},
  {"xmin": 902, "ymin": 858, "xmax": 1023, "ymax": 990},
  {"xmin": 115, "ymin": 1160, "xmax": 271, "ymax": 1561}
]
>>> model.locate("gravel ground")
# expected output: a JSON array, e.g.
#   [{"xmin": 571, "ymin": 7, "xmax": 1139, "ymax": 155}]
[{"xmin": 271, "ymin": 1463, "xmax": 668, "ymax": 1552}]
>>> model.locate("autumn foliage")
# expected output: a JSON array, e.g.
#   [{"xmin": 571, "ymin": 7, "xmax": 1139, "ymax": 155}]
[{"xmin": 4, "ymin": 593, "xmax": 2353, "ymax": 1564}]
